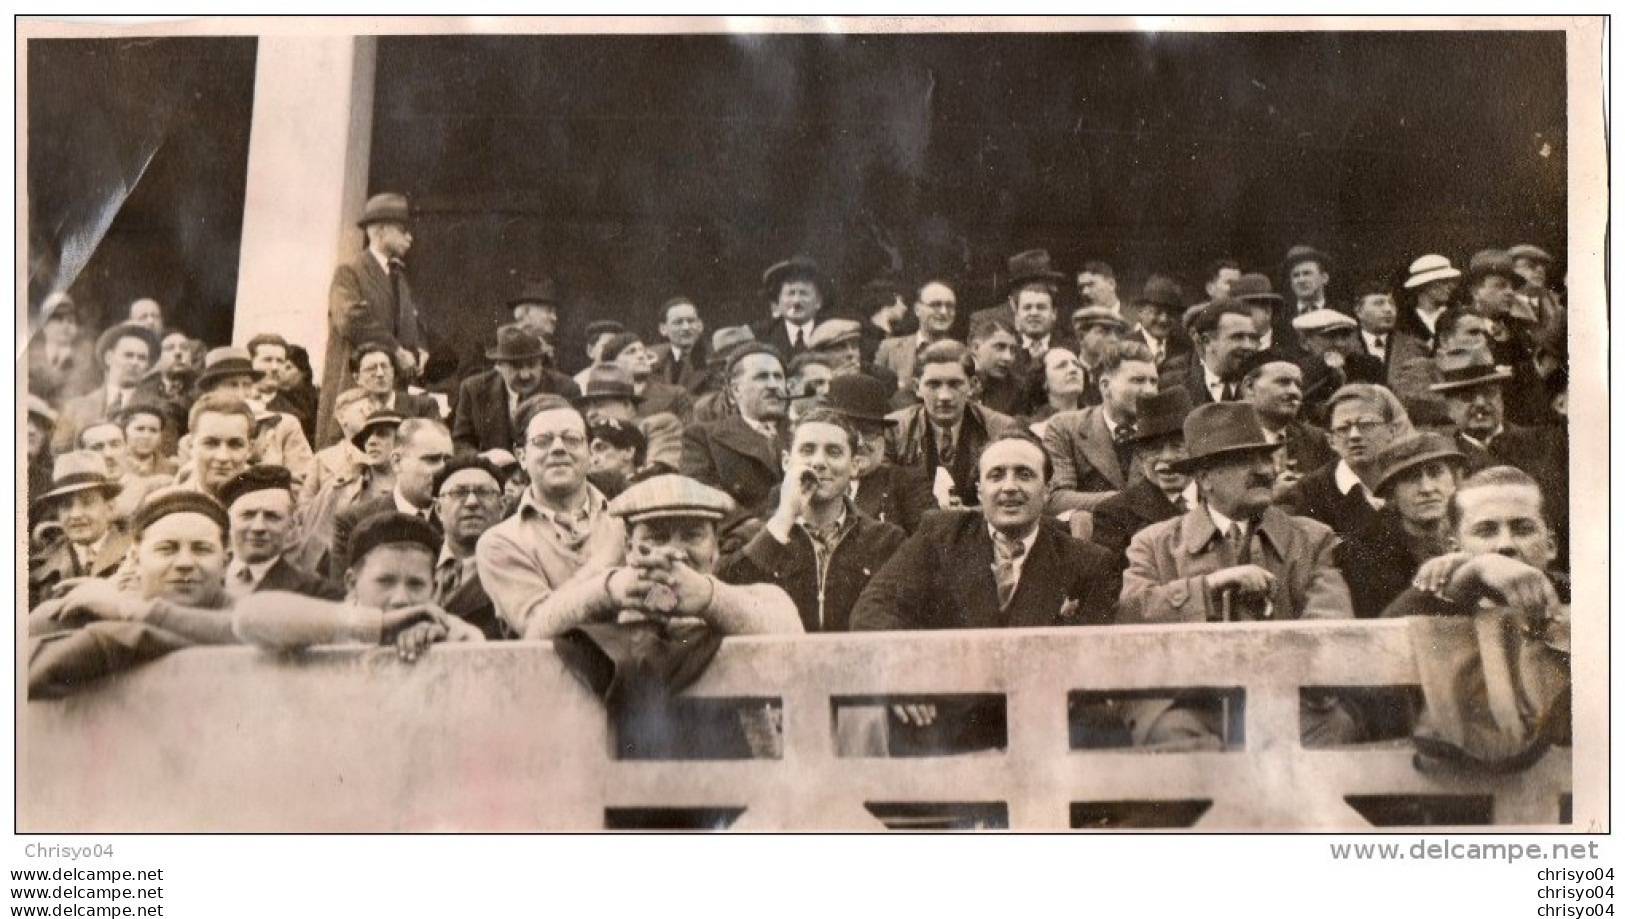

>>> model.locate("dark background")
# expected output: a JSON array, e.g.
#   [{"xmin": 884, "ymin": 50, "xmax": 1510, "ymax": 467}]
[{"xmin": 29, "ymin": 30, "xmax": 1567, "ymax": 370}]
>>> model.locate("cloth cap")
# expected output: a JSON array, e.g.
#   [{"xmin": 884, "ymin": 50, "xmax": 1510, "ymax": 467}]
[
  {"xmin": 1505, "ymin": 244, "xmax": 1553, "ymax": 265},
  {"xmin": 347, "ymin": 512, "xmax": 440, "ymax": 571},
  {"xmin": 1071, "ymin": 306, "xmax": 1128, "ymax": 331},
  {"xmin": 710, "ymin": 325, "xmax": 756, "ymax": 355},
  {"xmin": 431, "ymin": 455, "xmax": 504, "ymax": 497},
  {"xmin": 1282, "ymin": 245, "xmax": 1330, "ymax": 272},
  {"xmin": 807, "ymin": 318, "xmax": 863, "ymax": 350},
  {"xmin": 588, "ymin": 417, "xmax": 647, "ymax": 455},
  {"xmin": 217, "ymin": 464, "xmax": 295, "ymax": 510},
  {"xmin": 350, "ymin": 411, "xmax": 405, "ymax": 450},
  {"xmin": 608, "ymin": 474, "xmax": 735, "ymax": 525},
  {"xmin": 1134, "ymin": 276, "xmax": 1184, "ymax": 311},
  {"xmin": 1292, "ymin": 308, "xmax": 1359, "ymax": 334}
]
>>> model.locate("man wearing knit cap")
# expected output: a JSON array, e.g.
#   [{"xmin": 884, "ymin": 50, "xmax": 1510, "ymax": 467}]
[
  {"xmin": 218, "ymin": 465, "xmax": 339, "ymax": 601},
  {"xmin": 478, "ymin": 395, "xmax": 628, "ymax": 636},
  {"xmin": 524, "ymin": 474, "xmax": 801, "ymax": 639},
  {"xmin": 426, "ymin": 457, "xmax": 511, "ymax": 640}
]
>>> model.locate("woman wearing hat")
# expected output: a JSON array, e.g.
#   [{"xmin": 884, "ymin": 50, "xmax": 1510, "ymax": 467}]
[{"xmin": 1339, "ymin": 433, "xmax": 1469, "ymax": 620}]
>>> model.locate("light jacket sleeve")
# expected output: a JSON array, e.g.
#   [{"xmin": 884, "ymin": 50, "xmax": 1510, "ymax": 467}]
[
  {"xmin": 231, "ymin": 591, "xmax": 384, "ymax": 651},
  {"xmin": 1118, "ymin": 524, "xmax": 1214, "ymax": 624}
]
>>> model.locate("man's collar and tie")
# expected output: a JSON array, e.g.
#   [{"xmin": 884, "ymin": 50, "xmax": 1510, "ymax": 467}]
[
  {"xmin": 785, "ymin": 320, "xmax": 814, "ymax": 350},
  {"xmin": 393, "ymin": 488, "xmax": 434, "ymax": 522},
  {"xmin": 1104, "ymin": 411, "xmax": 1138, "ymax": 478},
  {"xmin": 1362, "ymin": 329, "xmax": 1388, "ymax": 361},
  {"xmin": 1022, "ymin": 334, "xmax": 1050, "ymax": 360},
  {"xmin": 1333, "ymin": 460, "xmax": 1385, "ymax": 510},
  {"xmin": 989, "ymin": 524, "xmax": 1040, "ymax": 611},
  {"xmin": 1203, "ymin": 363, "xmax": 1239, "ymax": 402},
  {"xmin": 225, "ymin": 557, "xmax": 275, "ymax": 600}
]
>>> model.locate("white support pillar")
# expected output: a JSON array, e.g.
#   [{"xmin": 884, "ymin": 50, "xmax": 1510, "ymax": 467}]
[{"xmin": 232, "ymin": 35, "xmax": 376, "ymax": 379}]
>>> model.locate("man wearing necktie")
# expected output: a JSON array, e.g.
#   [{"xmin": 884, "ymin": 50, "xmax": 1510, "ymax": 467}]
[
  {"xmin": 329, "ymin": 418, "xmax": 453, "ymax": 579},
  {"xmin": 1161, "ymin": 299, "xmax": 1260, "ymax": 412},
  {"xmin": 318, "ymin": 192, "xmax": 429, "ymax": 449},
  {"xmin": 1090, "ymin": 389, "xmax": 1200, "ymax": 573},
  {"xmin": 1283, "ymin": 245, "xmax": 1335, "ymax": 317},
  {"xmin": 1119, "ymin": 402, "xmax": 1356, "ymax": 748},
  {"xmin": 1352, "ymin": 283, "xmax": 1399, "ymax": 381},
  {"xmin": 1043, "ymin": 340, "xmax": 1160, "ymax": 514},
  {"xmin": 1278, "ymin": 383, "xmax": 1410, "ymax": 538},
  {"xmin": 218, "ymin": 465, "xmax": 338, "ymax": 601},
  {"xmin": 752, "ymin": 256, "xmax": 829, "ymax": 359},
  {"xmin": 426, "ymin": 456, "xmax": 511, "ymax": 639}
]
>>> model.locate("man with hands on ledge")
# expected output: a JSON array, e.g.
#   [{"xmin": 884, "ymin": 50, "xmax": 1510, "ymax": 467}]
[{"xmin": 525, "ymin": 474, "xmax": 802, "ymax": 639}]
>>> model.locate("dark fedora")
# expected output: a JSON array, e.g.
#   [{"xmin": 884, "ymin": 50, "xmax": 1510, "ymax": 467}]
[
  {"xmin": 1132, "ymin": 388, "xmax": 1193, "ymax": 443},
  {"xmin": 1428, "ymin": 348, "xmax": 1514, "ymax": 393},
  {"xmin": 575, "ymin": 366, "xmax": 641, "ymax": 405},
  {"xmin": 1282, "ymin": 245, "xmax": 1330, "ymax": 273},
  {"xmin": 484, "ymin": 324, "xmax": 548, "ymax": 363},
  {"xmin": 33, "ymin": 450, "xmax": 123, "ymax": 510},
  {"xmin": 1169, "ymin": 403, "xmax": 1279, "ymax": 473},
  {"xmin": 95, "ymin": 322, "xmax": 160, "ymax": 363},
  {"xmin": 1003, "ymin": 249, "xmax": 1065, "ymax": 295},
  {"xmin": 1372, "ymin": 432, "xmax": 1467, "ymax": 497},
  {"xmin": 195, "ymin": 346, "xmax": 262, "ymax": 391},
  {"xmin": 824, "ymin": 373, "xmax": 896, "ymax": 426},
  {"xmin": 1134, "ymin": 276, "xmax": 1184, "ymax": 312},
  {"xmin": 761, "ymin": 256, "xmax": 831, "ymax": 298},
  {"xmin": 357, "ymin": 192, "xmax": 411, "ymax": 228},
  {"xmin": 1228, "ymin": 272, "xmax": 1283, "ymax": 304},
  {"xmin": 508, "ymin": 277, "xmax": 562, "ymax": 309}
]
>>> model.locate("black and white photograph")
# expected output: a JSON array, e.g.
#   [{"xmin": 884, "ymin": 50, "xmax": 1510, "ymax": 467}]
[{"xmin": 13, "ymin": 13, "xmax": 1606, "ymax": 857}]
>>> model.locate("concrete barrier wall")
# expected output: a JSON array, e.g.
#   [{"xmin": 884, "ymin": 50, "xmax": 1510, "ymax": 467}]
[{"xmin": 19, "ymin": 622, "xmax": 1571, "ymax": 831}]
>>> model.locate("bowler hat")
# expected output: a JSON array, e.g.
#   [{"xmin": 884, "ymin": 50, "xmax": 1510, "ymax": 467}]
[
  {"xmin": 357, "ymin": 192, "xmax": 411, "ymax": 228},
  {"xmin": 608, "ymin": 473, "xmax": 735, "ymax": 525},
  {"xmin": 1428, "ymin": 348, "xmax": 1514, "ymax": 393},
  {"xmin": 1229, "ymin": 273, "xmax": 1283, "ymax": 304},
  {"xmin": 1371, "ymin": 432, "xmax": 1467, "ymax": 497},
  {"xmin": 1134, "ymin": 276, "xmax": 1184, "ymax": 311},
  {"xmin": 485, "ymin": 324, "xmax": 548, "ymax": 362},
  {"xmin": 1132, "ymin": 388, "xmax": 1193, "ymax": 443},
  {"xmin": 95, "ymin": 322, "xmax": 160, "ymax": 364},
  {"xmin": 1169, "ymin": 402, "xmax": 1279, "ymax": 473},
  {"xmin": 1003, "ymin": 249, "xmax": 1065, "ymax": 295},
  {"xmin": 195, "ymin": 346, "xmax": 262, "ymax": 391},
  {"xmin": 350, "ymin": 410, "xmax": 404, "ymax": 450},
  {"xmin": 762, "ymin": 256, "xmax": 831, "ymax": 299},
  {"xmin": 575, "ymin": 366, "xmax": 641, "ymax": 405},
  {"xmin": 508, "ymin": 278, "xmax": 562, "ymax": 309},
  {"xmin": 1506, "ymin": 244, "xmax": 1553, "ymax": 265},
  {"xmin": 1282, "ymin": 245, "xmax": 1331, "ymax": 273},
  {"xmin": 33, "ymin": 450, "xmax": 123, "ymax": 508},
  {"xmin": 1403, "ymin": 254, "xmax": 1462, "ymax": 289},
  {"xmin": 824, "ymin": 374, "xmax": 896, "ymax": 425}
]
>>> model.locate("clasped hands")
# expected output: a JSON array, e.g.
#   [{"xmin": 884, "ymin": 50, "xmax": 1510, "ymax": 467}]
[{"xmin": 603, "ymin": 546, "xmax": 715, "ymax": 619}]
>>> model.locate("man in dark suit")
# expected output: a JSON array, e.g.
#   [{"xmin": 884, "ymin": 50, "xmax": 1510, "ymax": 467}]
[
  {"xmin": 318, "ymin": 192, "xmax": 428, "ymax": 448},
  {"xmin": 1292, "ymin": 308, "xmax": 1386, "ymax": 425},
  {"xmin": 884, "ymin": 340, "xmax": 1024, "ymax": 508},
  {"xmin": 1350, "ymin": 282, "xmax": 1400, "ymax": 382},
  {"xmin": 1042, "ymin": 340, "xmax": 1160, "ymax": 515},
  {"xmin": 1282, "ymin": 245, "xmax": 1338, "ymax": 318},
  {"xmin": 452, "ymin": 325, "xmax": 581, "ymax": 455},
  {"xmin": 218, "ymin": 465, "xmax": 342, "ymax": 601},
  {"xmin": 1278, "ymin": 383, "xmax": 1410, "ymax": 538},
  {"xmin": 1235, "ymin": 354, "xmax": 1337, "ymax": 495},
  {"xmin": 428, "ymin": 456, "xmax": 512, "ymax": 639},
  {"xmin": 328, "ymin": 419, "xmax": 451, "ymax": 579},
  {"xmin": 750, "ymin": 256, "xmax": 829, "ymax": 358},
  {"xmin": 1160, "ymin": 300, "xmax": 1260, "ymax": 410},
  {"xmin": 1124, "ymin": 275, "xmax": 1192, "ymax": 370},
  {"xmin": 27, "ymin": 451, "xmax": 133, "ymax": 607},
  {"xmin": 1091, "ymin": 389, "xmax": 1197, "ymax": 572},
  {"xmin": 55, "ymin": 322, "xmax": 160, "ymax": 453},
  {"xmin": 648, "ymin": 296, "xmax": 709, "ymax": 392},
  {"xmin": 680, "ymin": 343, "xmax": 790, "ymax": 516},
  {"xmin": 854, "ymin": 432, "xmax": 1121, "ymax": 628}
]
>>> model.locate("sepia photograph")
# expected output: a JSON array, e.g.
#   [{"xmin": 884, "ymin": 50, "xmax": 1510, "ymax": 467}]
[{"xmin": 13, "ymin": 15, "xmax": 1606, "ymax": 842}]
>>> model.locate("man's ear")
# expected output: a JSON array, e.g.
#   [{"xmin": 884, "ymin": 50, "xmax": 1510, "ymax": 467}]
[
  {"xmin": 343, "ymin": 567, "xmax": 358, "ymax": 601},
  {"xmin": 780, "ymin": 450, "xmax": 791, "ymax": 475}
]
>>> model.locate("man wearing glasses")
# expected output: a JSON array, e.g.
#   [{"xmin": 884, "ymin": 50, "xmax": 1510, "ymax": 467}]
[
  {"xmin": 477, "ymin": 395, "xmax": 627, "ymax": 636},
  {"xmin": 428, "ymin": 456, "xmax": 512, "ymax": 639},
  {"xmin": 1278, "ymin": 383, "xmax": 1414, "ymax": 538}
]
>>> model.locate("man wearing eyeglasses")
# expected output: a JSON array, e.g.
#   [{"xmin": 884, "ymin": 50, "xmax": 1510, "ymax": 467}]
[
  {"xmin": 477, "ymin": 395, "xmax": 628, "ymax": 636},
  {"xmin": 1278, "ymin": 383, "xmax": 1413, "ymax": 538},
  {"xmin": 429, "ymin": 456, "xmax": 512, "ymax": 639}
]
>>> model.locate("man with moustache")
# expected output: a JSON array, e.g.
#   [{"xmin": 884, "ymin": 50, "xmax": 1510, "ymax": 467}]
[
  {"xmin": 718, "ymin": 408, "xmax": 907, "ymax": 633},
  {"xmin": 1090, "ymin": 389, "xmax": 1198, "ymax": 573},
  {"xmin": 1119, "ymin": 402, "xmax": 1355, "ymax": 747},
  {"xmin": 875, "ymin": 278, "xmax": 958, "ymax": 398},
  {"xmin": 752, "ymin": 256, "xmax": 831, "ymax": 357},
  {"xmin": 1278, "ymin": 383, "xmax": 1413, "ymax": 538},
  {"xmin": 681, "ymin": 343, "xmax": 792, "ymax": 516},
  {"xmin": 453, "ymin": 324, "xmax": 581, "ymax": 455}
]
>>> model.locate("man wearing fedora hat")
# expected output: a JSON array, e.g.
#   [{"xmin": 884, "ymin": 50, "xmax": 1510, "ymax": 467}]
[
  {"xmin": 752, "ymin": 255, "xmax": 832, "ymax": 358},
  {"xmin": 576, "ymin": 364, "xmax": 685, "ymax": 471},
  {"xmin": 649, "ymin": 296, "xmax": 710, "ymax": 392},
  {"xmin": 451, "ymin": 323, "xmax": 581, "ymax": 456},
  {"xmin": 54, "ymin": 321, "xmax": 159, "ymax": 453},
  {"xmin": 1090, "ymin": 388, "xmax": 1199, "ymax": 573},
  {"xmin": 28, "ymin": 292, "xmax": 99, "ymax": 408},
  {"xmin": 1283, "ymin": 245, "xmax": 1336, "ymax": 317},
  {"xmin": 28, "ymin": 451, "xmax": 134, "ymax": 606},
  {"xmin": 1222, "ymin": 272, "xmax": 1304, "ymax": 362},
  {"xmin": 1126, "ymin": 275, "xmax": 1192, "ymax": 370},
  {"xmin": 318, "ymin": 191, "xmax": 429, "ymax": 449}
]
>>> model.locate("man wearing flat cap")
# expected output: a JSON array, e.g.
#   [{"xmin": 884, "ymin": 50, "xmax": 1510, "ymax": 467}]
[
  {"xmin": 1119, "ymin": 402, "xmax": 1355, "ymax": 747},
  {"xmin": 452, "ymin": 324, "xmax": 581, "ymax": 456},
  {"xmin": 318, "ymin": 192, "xmax": 430, "ymax": 449},
  {"xmin": 218, "ymin": 465, "xmax": 341, "ymax": 601},
  {"xmin": 1282, "ymin": 245, "xmax": 1335, "ymax": 317},
  {"xmin": 808, "ymin": 318, "xmax": 900, "ymax": 391},
  {"xmin": 753, "ymin": 255, "xmax": 831, "ymax": 358},
  {"xmin": 1292, "ymin": 308, "xmax": 1385, "ymax": 424},
  {"xmin": 28, "ymin": 451, "xmax": 134, "ymax": 606},
  {"xmin": 524, "ymin": 474, "xmax": 802, "ymax": 639},
  {"xmin": 55, "ymin": 321, "xmax": 159, "ymax": 453}
]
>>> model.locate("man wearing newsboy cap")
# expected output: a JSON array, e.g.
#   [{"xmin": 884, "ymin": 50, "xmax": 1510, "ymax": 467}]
[{"xmin": 318, "ymin": 192, "xmax": 431, "ymax": 448}]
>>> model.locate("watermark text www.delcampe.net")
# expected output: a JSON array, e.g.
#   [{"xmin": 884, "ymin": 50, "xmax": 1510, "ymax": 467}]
[{"xmin": 1330, "ymin": 840, "xmax": 1601, "ymax": 862}]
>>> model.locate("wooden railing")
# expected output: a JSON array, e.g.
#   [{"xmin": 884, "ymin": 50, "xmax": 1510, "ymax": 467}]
[{"xmin": 19, "ymin": 620, "xmax": 1570, "ymax": 831}]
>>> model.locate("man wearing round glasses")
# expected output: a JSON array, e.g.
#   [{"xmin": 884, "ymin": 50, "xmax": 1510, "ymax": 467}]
[
  {"xmin": 428, "ymin": 456, "xmax": 512, "ymax": 639},
  {"xmin": 1279, "ymin": 383, "xmax": 1413, "ymax": 538},
  {"xmin": 477, "ymin": 395, "xmax": 627, "ymax": 636}
]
